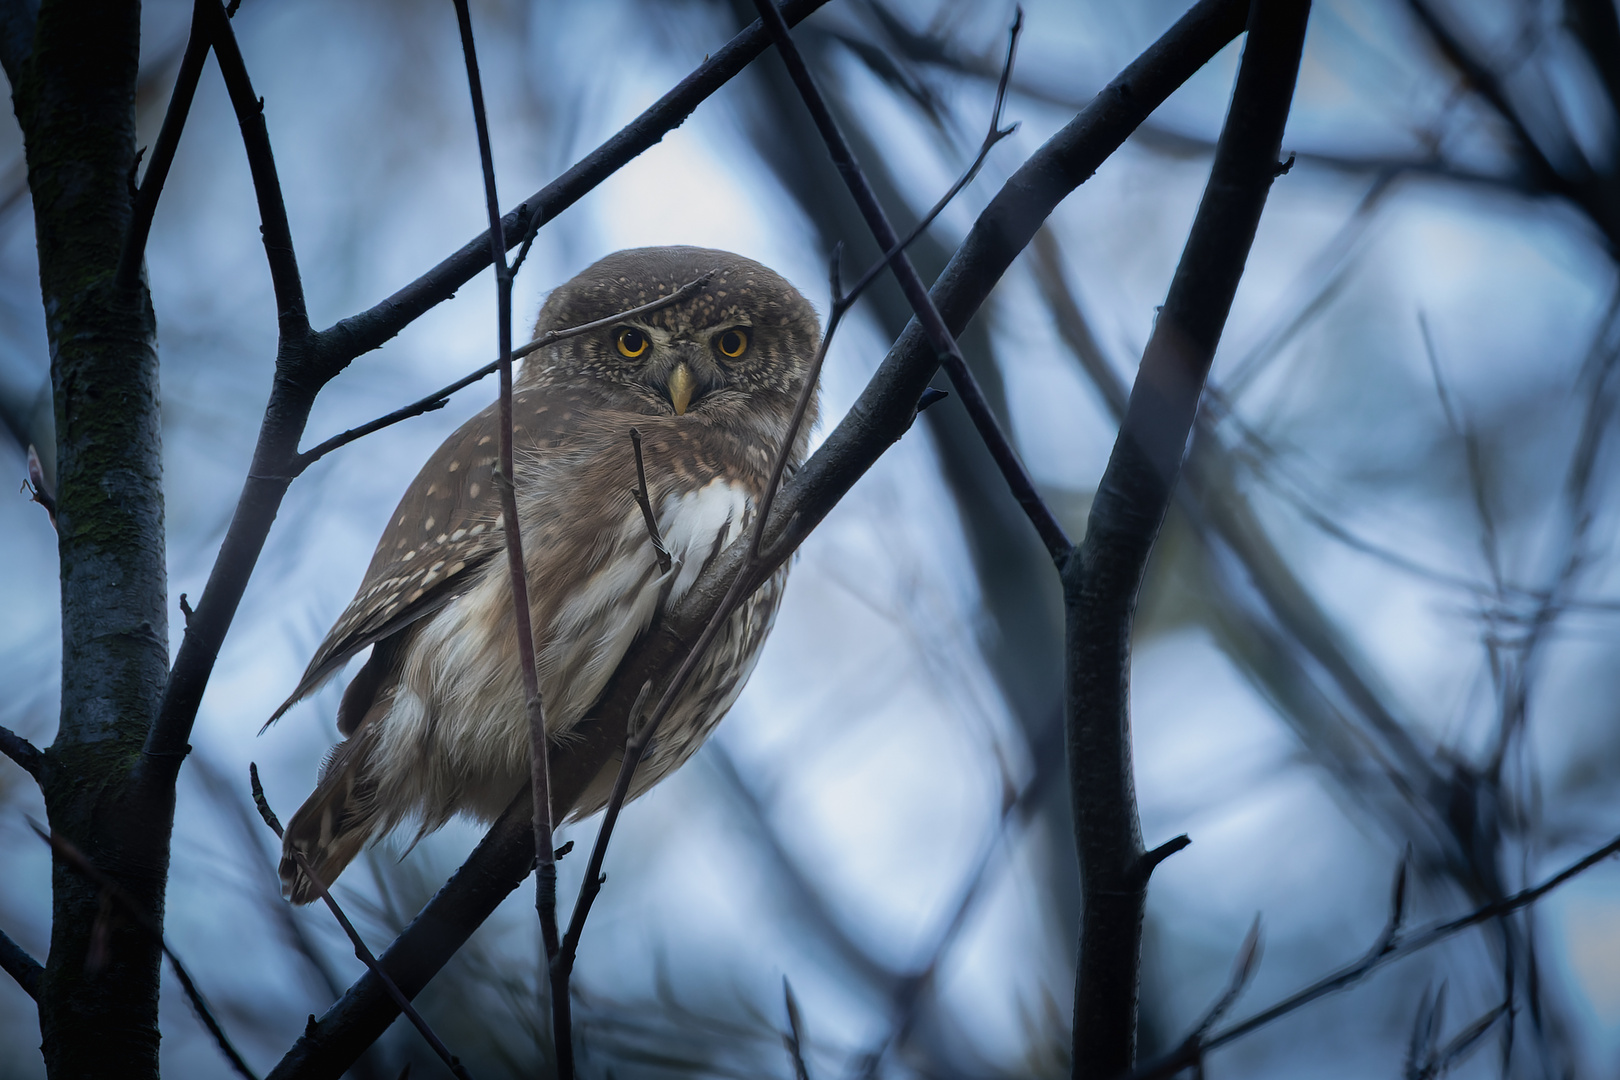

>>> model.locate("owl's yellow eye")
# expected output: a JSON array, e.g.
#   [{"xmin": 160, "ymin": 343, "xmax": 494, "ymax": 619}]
[
  {"xmin": 616, "ymin": 327, "xmax": 649, "ymax": 359},
  {"xmin": 716, "ymin": 328, "xmax": 749, "ymax": 359}
]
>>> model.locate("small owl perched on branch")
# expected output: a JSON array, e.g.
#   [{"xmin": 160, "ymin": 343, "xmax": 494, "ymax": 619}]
[{"xmin": 270, "ymin": 247, "xmax": 820, "ymax": 903}]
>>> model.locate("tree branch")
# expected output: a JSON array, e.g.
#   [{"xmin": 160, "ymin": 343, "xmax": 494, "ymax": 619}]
[
  {"xmin": 116, "ymin": 0, "xmax": 211, "ymax": 292},
  {"xmin": 1130, "ymin": 835, "xmax": 1620, "ymax": 1079},
  {"xmin": 263, "ymin": 4, "xmax": 1249, "ymax": 1075},
  {"xmin": 0, "ymin": 0, "xmax": 37, "ymax": 87},
  {"xmin": 753, "ymin": 0, "xmax": 1070, "ymax": 565},
  {"xmin": 141, "ymin": 0, "xmax": 316, "ymax": 774},
  {"xmin": 0, "ymin": 925, "xmax": 41, "ymax": 1000},
  {"xmin": 1061, "ymin": 1, "xmax": 1309, "ymax": 1076},
  {"xmin": 0, "ymin": 723, "xmax": 42, "ymax": 780}
]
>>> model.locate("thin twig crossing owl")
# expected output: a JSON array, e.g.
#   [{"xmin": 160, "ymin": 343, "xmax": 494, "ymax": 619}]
[{"xmin": 271, "ymin": 247, "xmax": 821, "ymax": 903}]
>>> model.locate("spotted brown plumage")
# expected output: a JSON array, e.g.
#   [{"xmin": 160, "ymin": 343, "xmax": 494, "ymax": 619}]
[{"xmin": 272, "ymin": 247, "xmax": 820, "ymax": 903}]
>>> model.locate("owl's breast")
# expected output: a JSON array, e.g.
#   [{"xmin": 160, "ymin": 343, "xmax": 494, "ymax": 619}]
[{"xmin": 658, "ymin": 477, "xmax": 753, "ymax": 605}]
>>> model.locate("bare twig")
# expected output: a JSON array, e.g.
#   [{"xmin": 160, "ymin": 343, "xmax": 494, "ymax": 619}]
[
  {"xmin": 629, "ymin": 430, "xmax": 673, "ymax": 575},
  {"xmin": 0, "ymin": 723, "xmax": 42, "ymax": 780},
  {"xmin": 247, "ymin": 767, "xmax": 473, "ymax": 1080},
  {"xmin": 0, "ymin": 926, "xmax": 41, "ymax": 1000},
  {"xmin": 30, "ymin": 822, "xmax": 260, "ymax": 1080},
  {"xmin": 291, "ymin": 275, "xmax": 715, "ymax": 476},
  {"xmin": 832, "ymin": 9, "xmax": 1024, "ymax": 313},
  {"xmin": 116, "ymin": 0, "xmax": 212, "ymax": 292},
  {"xmin": 450, "ymin": 2, "xmax": 565, "ymax": 1075},
  {"xmin": 142, "ymin": 0, "xmax": 315, "ymax": 773},
  {"xmin": 1129, "ymin": 835, "xmax": 1620, "ymax": 1079},
  {"xmin": 782, "ymin": 977, "xmax": 812, "ymax": 1080},
  {"xmin": 753, "ymin": 0, "xmax": 1070, "ymax": 565}
]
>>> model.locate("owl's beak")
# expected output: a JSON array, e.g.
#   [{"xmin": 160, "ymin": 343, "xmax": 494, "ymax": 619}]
[{"xmin": 668, "ymin": 362, "xmax": 697, "ymax": 415}]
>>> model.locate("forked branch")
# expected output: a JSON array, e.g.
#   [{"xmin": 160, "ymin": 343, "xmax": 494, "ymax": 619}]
[
  {"xmin": 1063, "ymin": 2, "xmax": 1310, "ymax": 1076},
  {"xmin": 1129, "ymin": 835, "xmax": 1620, "ymax": 1079},
  {"xmin": 753, "ymin": 0, "xmax": 1071, "ymax": 565}
]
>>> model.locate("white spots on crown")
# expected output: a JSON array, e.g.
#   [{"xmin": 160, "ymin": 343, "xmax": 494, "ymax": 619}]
[
  {"xmin": 658, "ymin": 479, "xmax": 751, "ymax": 605},
  {"xmin": 424, "ymin": 516, "xmax": 436, "ymax": 532},
  {"xmin": 469, "ymin": 524, "xmax": 486, "ymax": 536},
  {"xmin": 469, "ymin": 482, "xmax": 481, "ymax": 499},
  {"xmin": 448, "ymin": 560, "xmax": 466, "ymax": 576},
  {"xmin": 494, "ymin": 513, "xmax": 505, "ymax": 529},
  {"xmin": 403, "ymin": 550, "xmax": 416, "ymax": 561},
  {"xmin": 478, "ymin": 435, "xmax": 491, "ymax": 446},
  {"xmin": 436, "ymin": 534, "xmax": 448, "ymax": 544},
  {"xmin": 451, "ymin": 528, "xmax": 467, "ymax": 541},
  {"xmin": 449, "ymin": 460, "xmax": 461, "ymax": 472},
  {"xmin": 396, "ymin": 514, "xmax": 406, "ymax": 526},
  {"xmin": 425, "ymin": 483, "xmax": 438, "ymax": 497}
]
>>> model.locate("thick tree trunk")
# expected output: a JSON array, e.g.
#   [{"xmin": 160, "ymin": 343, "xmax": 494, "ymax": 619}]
[{"xmin": 7, "ymin": 2, "xmax": 171, "ymax": 1077}]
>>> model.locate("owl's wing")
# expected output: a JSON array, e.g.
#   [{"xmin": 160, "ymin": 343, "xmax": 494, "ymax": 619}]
[{"xmin": 269, "ymin": 386, "xmax": 580, "ymax": 723}]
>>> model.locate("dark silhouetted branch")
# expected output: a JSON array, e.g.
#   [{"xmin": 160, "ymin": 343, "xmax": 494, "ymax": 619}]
[
  {"xmin": 31, "ymin": 823, "xmax": 259, "ymax": 1080},
  {"xmin": 629, "ymin": 429, "xmax": 673, "ymax": 575},
  {"xmin": 0, "ymin": 723, "xmax": 42, "ymax": 780},
  {"xmin": 1129, "ymin": 835, "xmax": 1620, "ymax": 1079},
  {"xmin": 782, "ymin": 977, "xmax": 811, "ymax": 1080},
  {"xmin": 754, "ymin": 0, "xmax": 1070, "ymax": 565},
  {"xmin": 1061, "ymin": 2, "xmax": 1309, "ymax": 1077},
  {"xmin": 266, "ymin": 5, "xmax": 1249, "ymax": 1073},
  {"xmin": 142, "ymin": 0, "xmax": 317, "ymax": 775},
  {"xmin": 117, "ymin": 0, "xmax": 211, "ymax": 292},
  {"xmin": 0, "ymin": 926, "xmax": 41, "ymax": 1000}
]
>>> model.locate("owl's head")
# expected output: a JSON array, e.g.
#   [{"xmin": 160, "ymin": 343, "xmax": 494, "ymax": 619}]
[{"xmin": 523, "ymin": 246, "xmax": 821, "ymax": 421}]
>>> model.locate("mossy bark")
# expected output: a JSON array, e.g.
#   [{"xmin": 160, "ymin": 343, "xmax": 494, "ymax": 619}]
[{"xmin": 7, "ymin": 2, "xmax": 171, "ymax": 1077}]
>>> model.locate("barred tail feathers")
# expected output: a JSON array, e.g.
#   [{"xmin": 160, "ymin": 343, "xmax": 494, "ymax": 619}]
[{"xmin": 280, "ymin": 725, "xmax": 383, "ymax": 905}]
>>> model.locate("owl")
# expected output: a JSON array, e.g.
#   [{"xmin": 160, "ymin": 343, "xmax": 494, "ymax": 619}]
[{"xmin": 270, "ymin": 247, "xmax": 820, "ymax": 904}]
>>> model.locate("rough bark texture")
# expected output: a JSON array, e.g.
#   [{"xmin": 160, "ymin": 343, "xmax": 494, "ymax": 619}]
[
  {"xmin": 6, "ymin": 1, "xmax": 172, "ymax": 1076},
  {"xmin": 1061, "ymin": 2, "xmax": 1310, "ymax": 1077}
]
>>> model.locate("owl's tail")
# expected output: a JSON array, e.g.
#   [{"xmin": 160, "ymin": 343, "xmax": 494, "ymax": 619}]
[{"xmin": 280, "ymin": 725, "xmax": 383, "ymax": 905}]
